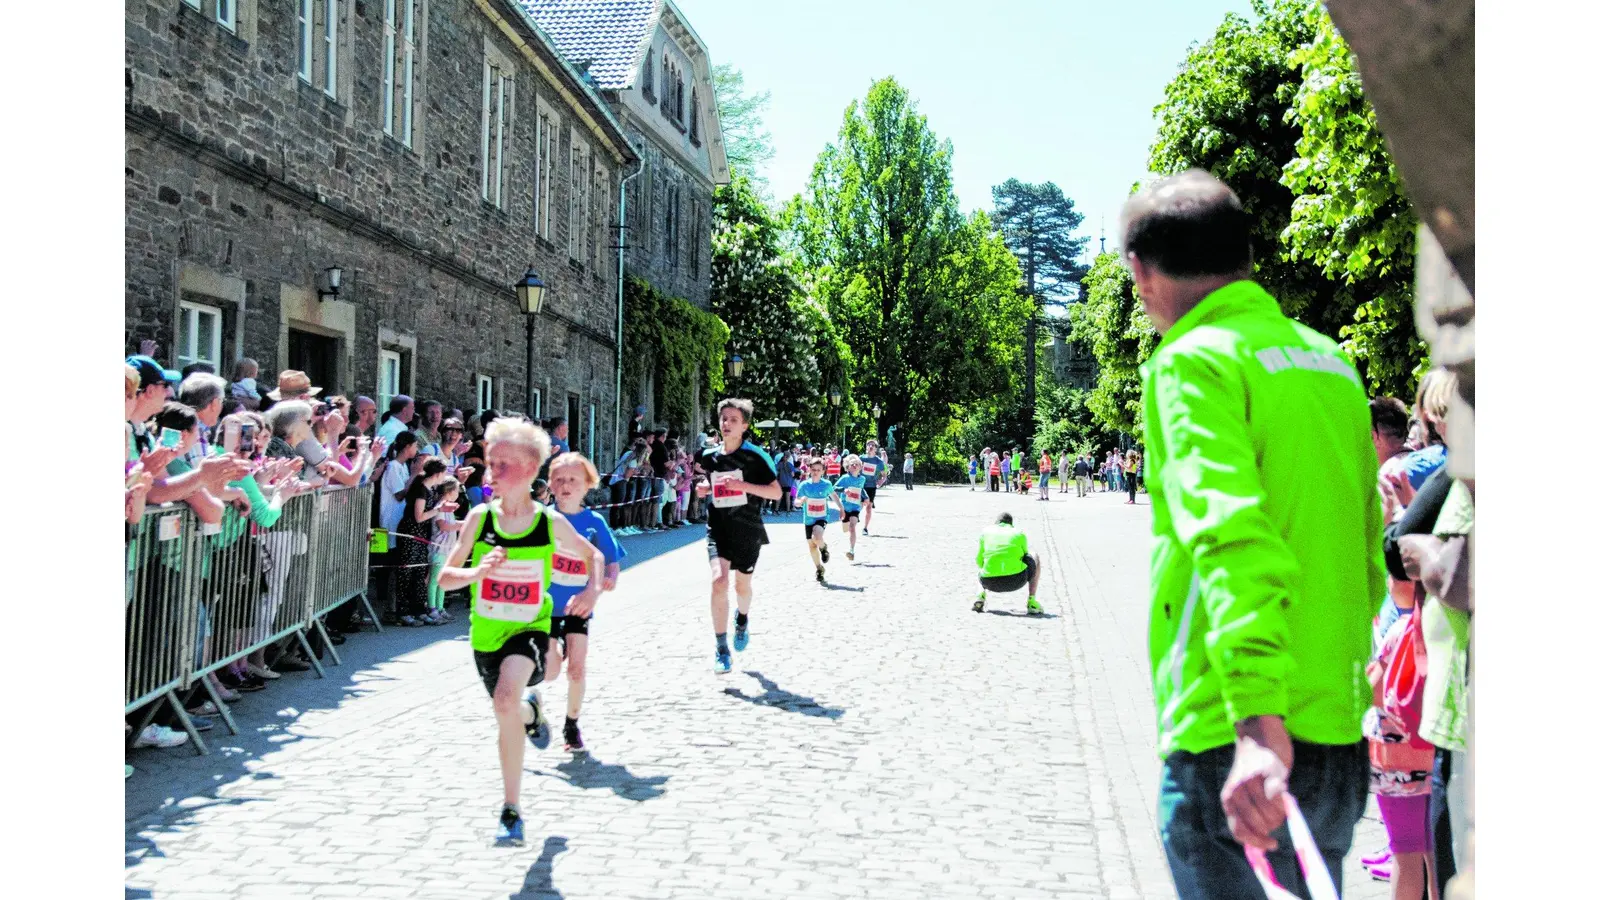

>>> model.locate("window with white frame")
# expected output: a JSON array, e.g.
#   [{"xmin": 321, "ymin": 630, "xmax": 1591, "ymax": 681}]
[
  {"xmin": 529, "ymin": 388, "xmax": 542, "ymax": 420},
  {"xmin": 535, "ymin": 101, "xmax": 560, "ymax": 240},
  {"xmin": 568, "ymin": 137, "xmax": 590, "ymax": 262},
  {"xmin": 480, "ymin": 46, "xmax": 514, "ymax": 209},
  {"xmin": 182, "ymin": 0, "xmax": 243, "ymax": 36},
  {"xmin": 176, "ymin": 302, "xmax": 224, "ymax": 371},
  {"xmin": 587, "ymin": 403, "xmax": 595, "ymax": 457},
  {"xmin": 379, "ymin": 349, "xmax": 402, "ymax": 412},
  {"xmin": 476, "ymin": 375, "xmax": 495, "ymax": 414},
  {"xmin": 689, "ymin": 88, "xmax": 700, "ymax": 145},
  {"xmin": 217, "ymin": 0, "xmax": 236, "ymax": 31},
  {"xmin": 296, "ymin": 0, "xmax": 341, "ymax": 98},
  {"xmin": 382, "ymin": 0, "xmax": 420, "ymax": 147}
]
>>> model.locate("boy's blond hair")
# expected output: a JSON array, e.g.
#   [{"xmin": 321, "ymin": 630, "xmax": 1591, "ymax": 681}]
[
  {"xmin": 485, "ymin": 417, "xmax": 552, "ymax": 469},
  {"xmin": 843, "ymin": 454, "xmax": 862, "ymax": 469},
  {"xmin": 548, "ymin": 452, "xmax": 601, "ymax": 490}
]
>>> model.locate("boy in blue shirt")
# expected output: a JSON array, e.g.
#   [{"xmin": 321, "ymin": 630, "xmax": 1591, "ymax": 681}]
[
  {"xmin": 796, "ymin": 457, "xmax": 844, "ymax": 583},
  {"xmin": 833, "ymin": 454, "xmax": 869, "ymax": 561},
  {"xmin": 545, "ymin": 453, "xmax": 625, "ymax": 752},
  {"xmin": 857, "ymin": 440, "xmax": 889, "ymax": 535}
]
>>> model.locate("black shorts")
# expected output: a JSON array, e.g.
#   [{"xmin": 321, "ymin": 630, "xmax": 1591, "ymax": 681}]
[
  {"xmin": 980, "ymin": 554, "xmax": 1038, "ymax": 594},
  {"xmin": 863, "ymin": 484, "xmax": 878, "ymax": 503},
  {"xmin": 549, "ymin": 613, "xmax": 591, "ymax": 646},
  {"xmin": 707, "ymin": 529, "xmax": 762, "ymax": 574},
  {"xmin": 804, "ymin": 519, "xmax": 828, "ymax": 541},
  {"xmin": 473, "ymin": 629, "xmax": 549, "ymax": 697},
  {"xmin": 842, "ymin": 509, "xmax": 861, "ymax": 523}
]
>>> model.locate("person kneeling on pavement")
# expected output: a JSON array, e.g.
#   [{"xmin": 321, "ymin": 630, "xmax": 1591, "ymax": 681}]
[{"xmin": 972, "ymin": 512, "xmax": 1043, "ymax": 616}]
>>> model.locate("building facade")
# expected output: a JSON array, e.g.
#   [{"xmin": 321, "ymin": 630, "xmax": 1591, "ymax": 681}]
[
  {"xmin": 526, "ymin": 0, "xmax": 730, "ymax": 433},
  {"xmin": 125, "ymin": 0, "xmax": 637, "ymax": 462}
]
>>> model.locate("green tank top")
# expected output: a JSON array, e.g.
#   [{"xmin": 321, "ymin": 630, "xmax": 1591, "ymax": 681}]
[{"xmin": 467, "ymin": 501, "xmax": 555, "ymax": 652}]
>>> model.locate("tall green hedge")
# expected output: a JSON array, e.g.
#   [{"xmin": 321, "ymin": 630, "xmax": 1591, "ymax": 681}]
[{"xmin": 622, "ymin": 277, "xmax": 729, "ymax": 432}]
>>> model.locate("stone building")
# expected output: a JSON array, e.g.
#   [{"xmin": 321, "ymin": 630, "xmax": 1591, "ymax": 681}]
[
  {"xmin": 524, "ymin": 0, "xmax": 730, "ymax": 430},
  {"xmin": 125, "ymin": 0, "xmax": 638, "ymax": 463}
]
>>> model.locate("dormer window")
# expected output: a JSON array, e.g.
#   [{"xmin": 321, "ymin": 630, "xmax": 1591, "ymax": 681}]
[{"xmin": 642, "ymin": 48, "xmax": 655, "ymax": 101}]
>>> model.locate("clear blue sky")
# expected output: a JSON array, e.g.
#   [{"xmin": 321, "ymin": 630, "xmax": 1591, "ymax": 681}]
[{"xmin": 674, "ymin": 0, "xmax": 1257, "ymax": 262}]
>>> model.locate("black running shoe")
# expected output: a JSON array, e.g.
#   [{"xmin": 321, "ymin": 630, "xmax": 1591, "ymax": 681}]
[
  {"xmin": 496, "ymin": 805, "xmax": 525, "ymax": 844},
  {"xmin": 816, "ymin": 566, "xmax": 825, "ymax": 583},
  {"xmin": 820, "ymin": 546, "xmax": 830, "ymax": 564},
  {"xmin": 524, "ymin": 693, "xmax": 550, "ymax": 750},
  {"xmin": 563, "ymin": 720, "xmax": 584, "ymax": 752}
]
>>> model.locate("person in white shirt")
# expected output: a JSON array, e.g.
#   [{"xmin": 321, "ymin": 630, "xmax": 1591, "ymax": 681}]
[
  {"xmin": 901, "ymin": 452, "xmax": 915, "ymax": 491},
  {"xmin": 376, "ymin": 395, "xmax": 414, "ymax": 446}
]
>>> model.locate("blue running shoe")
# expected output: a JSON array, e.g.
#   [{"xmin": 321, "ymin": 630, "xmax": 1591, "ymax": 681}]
[
  {"xmin": 733, "ymin": 620, "xmax": 749, "ymax": 653},
  {"xmin": 496, "ymin": 806, "xmax": 525, "ymax": 844},
  {"xmin": 714, "ymin": 648, "xmax": 732, "ymax": 674},
  {"xmin": 524, "ymin": 693, "xmax": 550, "ymax": 750}
]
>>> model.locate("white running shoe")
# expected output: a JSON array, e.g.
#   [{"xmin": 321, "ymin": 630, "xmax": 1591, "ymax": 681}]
[
  {"xmin": 246, "ymin": 663, "xmax": 282, "ymax": 681},
  {"xmin": 133, "ymin": 724, "xmax": 190, "ymax": 749}
]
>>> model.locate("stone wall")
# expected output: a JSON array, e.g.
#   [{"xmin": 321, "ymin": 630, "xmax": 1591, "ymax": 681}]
[
  {"xmin": 623, "ymin": 126, "xmax": 714, "ymax": 310},
  {"xmin": 125, "ymin": 0, "xmax": 631, "ymax": 460}
]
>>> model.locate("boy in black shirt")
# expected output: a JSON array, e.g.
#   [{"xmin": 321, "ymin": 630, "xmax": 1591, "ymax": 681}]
[{"xmin": 694, "ymin": 399, "xmax": 782, "ymax": 674}]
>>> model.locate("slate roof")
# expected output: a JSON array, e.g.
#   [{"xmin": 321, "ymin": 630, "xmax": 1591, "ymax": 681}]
[{"xmin": 521, "ymin": 0, "xmax": 660, "ymax": 91}]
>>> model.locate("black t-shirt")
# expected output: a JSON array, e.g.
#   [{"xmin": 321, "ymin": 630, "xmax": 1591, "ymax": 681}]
[
  {"xmin": 398, "ymin": 477, "xmax": 431, "ymax": 530},
  {"xmin": 649, "ymin": 440, "xmax": 668, "ymax": 479},
  {"xmin": 700, "ymin": 441, "xmax": 778, "ymax": 543}
]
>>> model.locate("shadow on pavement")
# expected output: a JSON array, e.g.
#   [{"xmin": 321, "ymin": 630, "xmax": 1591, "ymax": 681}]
[
  {"xmin": 546, "ymin": 756, "xmax": 669, "ymax": 802},
  {"xmin": 821, "ymin": 582, "xmax": 866, "ymax": 593},
  {"xmin": 125, "ymin": 612, "xmax": 478, "ymax": 870},
  {"xmin": 613, "ymin": 523, "xmax": 706, "ymax": 570},
  {"xmin": 723, "ymin": 671, "xmax": 845, "ymax": 720},
  {"xmin": 983, "ymin": 610, "xmax": 1061, "ymax": 619},
  {"xmin": 509, "ymin": 835, "xmax": 569, "ymax": 899},
  {"xmin": 867, "ymin": 534, "xmax": 909, "ymax": 540},
  {"xmin": 854, "ymin": 563, "xmax": 893, "ymax": 568}
]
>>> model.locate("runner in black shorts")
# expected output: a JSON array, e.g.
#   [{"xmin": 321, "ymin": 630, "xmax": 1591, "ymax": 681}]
[
  {"xmin": 437, "ymin": 418, "xmax": 604, "ymax": 844},
  {"xmin": 795, "ymin": 457, "xmax": 843, "ymax": 581},
  {"xmin": 858, "ymin": 440, "xmax": 888, "ymax": 535},
  {"xmin": 694, "ymin": 399, "xmax": 782, "ymax": 675}
]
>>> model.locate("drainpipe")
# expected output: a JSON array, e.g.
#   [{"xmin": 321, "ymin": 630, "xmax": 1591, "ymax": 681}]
[{"xmin": 615, "ymin": 155, "xmax": 644, "ymax": 461}]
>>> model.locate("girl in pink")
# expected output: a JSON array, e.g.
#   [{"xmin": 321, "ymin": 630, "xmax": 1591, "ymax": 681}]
[{"xmin": 1364, "ymin": 592, "xmax": 1439, "ymax": 899}]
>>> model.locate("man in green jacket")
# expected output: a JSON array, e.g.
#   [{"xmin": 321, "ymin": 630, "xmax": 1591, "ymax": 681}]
[
  {"xmin": 971, "ymin": 513, "xmax": 1043, "ymax": 616},
  {"xmin": 1125, "ymin": 171, "xmax": 1385, "ymax": 899}
]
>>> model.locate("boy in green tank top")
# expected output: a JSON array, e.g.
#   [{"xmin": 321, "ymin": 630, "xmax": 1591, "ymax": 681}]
[{"xmin": 437, "ymin": 418, "xmax": 604, "ymax": 845}]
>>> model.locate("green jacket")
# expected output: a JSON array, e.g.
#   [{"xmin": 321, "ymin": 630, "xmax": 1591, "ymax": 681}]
[
  {"xmin": 976, "ymin": 524, "xmax": 1029, "ymax": 578},
  {"xmin": 1141, "ymin": 280, "xmax": 1385, "ymax": 758}
]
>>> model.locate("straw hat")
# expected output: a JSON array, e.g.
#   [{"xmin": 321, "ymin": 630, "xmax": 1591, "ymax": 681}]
[{"xmin": 266, "ymin": 369, "xmax": 322, "ymax": 401}]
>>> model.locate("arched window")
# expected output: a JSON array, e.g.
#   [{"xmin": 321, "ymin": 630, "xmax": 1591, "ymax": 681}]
[
  {"xmin": 675, "ymin": 71, "xmax": 684, "ymax": 123},
  {"xmin": 660, "ymin": 56, "xmax": 670, "ymax": 114},
  {"xmin": 689, "ymin": 87, "xmax": 700, "ymax": 144}
]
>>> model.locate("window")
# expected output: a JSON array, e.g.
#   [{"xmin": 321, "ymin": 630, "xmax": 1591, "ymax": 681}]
[
  {"xmin": 689, "ymin": 199, "xmax": 700, "ymax": 278},
  {"xmin": 322, "ymin": 0, "xmax": 338, "ymax": 99},
  {"xmin": 689, "ymin": 88, "xmax": 700, "ymax": 145},
  {"xmin": 594, "ymin": 163, "xmax": 610, "ymax": 268},
  {"xmin": 568, "ymin": 138, "xmax": 590, "ymax": 262},
  {"xmin": 296, "ymin": 1, "xmax": 313, "ymax": 82},
  {"xmin": 480, "ymin": 50, "xmax": 513, "ymax": 208},
  {"xmin": 674, "ymin": 71, "xmax": 685, "ymax": 124},
  {"xmin": 378, "ymin": 350, "xmax": 402, "ymax": 412},
  {"xmin": 176, "ymin": 302, "xmax": 223, "ymax": 371},
  {"xmin": 382, "ymin": 0, "xmax": 419, "ymax": 147},
  {"xmin": 530, "ymin": 388, "xmax": 542, "ymax": 419},
  {"xmin": 665, "ymin": 184, "xmax": 680, "ymax": 267},
  {"xmin": 535, "ymin": 102, "xmax": 560, "ymax": 239},
  {"xmin": 642, "ymin": 49, "xmax": 655, "ymax": 100},
  {"xmin": 476, "ymin": 375, "xmax": 495, "ymax": 414},
  {"xmin": 587, "ymin": 403, "xmax": 596, "ymax": 457},
  {"xmin": 660, "ymin": 56, "xmax": 671, "ymax": 116},
  {"xmin": 217, "ymin": 0, "xmax": 235, "ymax": 31}
]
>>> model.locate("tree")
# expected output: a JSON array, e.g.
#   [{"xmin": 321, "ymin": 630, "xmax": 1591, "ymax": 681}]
[
  {"xmin": 990, "ymin": 179, "xmax": 1091, "ymax": 429},
  {"xmin": 791, "ymin": 78, "xmax": 1028, "ymax": 452},
  {"xmin": 1069, "ymin": 253, "xmax": 1158, "ymax": 436},
  {"xmin": 711, "ymin": 64, "xmax": 775, "ymax": 196},
  {"xmin": 1280, "ymin": 6, "xmax": 1427, "ymax": 396}
]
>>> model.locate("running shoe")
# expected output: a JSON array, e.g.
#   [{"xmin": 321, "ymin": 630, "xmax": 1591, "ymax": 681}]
[
  {"xmin": 815, "ymin": 566, "xmax": 825, "ymax": 583},
  {"xmin": 862, "ymin": 526, "xmax": 869, "ymax": 535},
  {"xmin": 972, "ymin": 597, "xmax": 985, "ymax": 613},
  {"xmin": 187, "ymin": 701, "xmax": 222, "ymax": 717},
  {"xmin": 132, "ymin": 724, "xmax": 189, "ymax": 749},
  {"xmin": 563, "ymin": 720, "xmax": 585, "ymax": 752},
  {"xmin": 820, "ymin": 546, "xmax": 830, "ymax": 564},
  {"xmin": 1368, "ymin": 863, "xmax": 1391, "ymax": 882},
  {"xmin": 1027, "ymin": 598, "xmax": 1044, "ymax": 616},
  {"xmin": 523, "ymin": 693, "xmax": 551, "ymax": 749},
  {"xmin": 733, "ymin": 620, "xmax": 749, "ymax": 652},
  {"xmin": 847, "ymin": 550, "xmax": 855, "ymax": 561},
  {"xmin": 714, "ymin": 648, "xmax": 732, "ymax": 674},
  {"xmin": 245, "ymin": 663, "xmax": 282, "ymax": 681},
  {"xmin": 496, "ymin": 805, "xmax": 525, "ymax": 844},
  {"xmin": 189, "ymin": 715, "xmax": 215, "ymax": 732}
]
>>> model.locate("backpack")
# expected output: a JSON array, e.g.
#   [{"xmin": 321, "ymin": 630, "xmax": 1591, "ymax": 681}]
[{"xmin": 1365, "ymin": 587, "xmax": 1435, "ymax": 796}]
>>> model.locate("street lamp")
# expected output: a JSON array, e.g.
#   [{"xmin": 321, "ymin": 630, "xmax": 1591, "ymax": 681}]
[
  {"xmin": 727, "ymin": 353, "xmax": 744, "ymax": 379},
  {"xmin": 316, "ymin": 265, "xmax": 343, "ymax": 301},
  {"xmin": 871, "ymin": 403, "xmax": 881, "ymax": 445},
  {"xmin": 515, "ymin": 267, "xmax": 547, "ymax": 418}
]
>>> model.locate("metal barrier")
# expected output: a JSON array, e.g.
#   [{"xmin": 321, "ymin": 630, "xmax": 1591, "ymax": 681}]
[{"xmin": 125, "ymin": 485, "xmax": 373, "ymax": 755}]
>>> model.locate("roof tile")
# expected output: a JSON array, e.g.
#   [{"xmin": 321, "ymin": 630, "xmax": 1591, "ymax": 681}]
[{"xmin": 521, "ymin": 0, "xmax": 659, "ymax": 91}]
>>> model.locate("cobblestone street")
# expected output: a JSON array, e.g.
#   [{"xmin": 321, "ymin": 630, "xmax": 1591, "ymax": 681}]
[{"xmin": 126, "ymin": 484, "xmax": 1386, "ymax": 899}]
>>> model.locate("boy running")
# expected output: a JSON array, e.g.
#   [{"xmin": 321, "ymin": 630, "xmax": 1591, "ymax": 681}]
[
  {"xmin": 796, "ymin": 458, "xmax": 843, "ymax": 581},
  {"xmin": 833, "ymin": 454, "xmax": 869, "ymax": 560},
  {"xmin": 436, "ymin": 418, "xmax": 605, "ymax": 844},
  {"xmin": 545, "ymin": 453, "xmax": 625, "ymax": 753},
  {"xmin": 694, "ymin": 399, "xmax": 782, "ymax": 674},
  {"xmin": 857, "ymin": 440, "xmax": 889, "ymax": 534}
]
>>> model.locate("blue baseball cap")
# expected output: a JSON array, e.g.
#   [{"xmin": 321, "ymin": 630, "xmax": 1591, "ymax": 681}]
[{"xmin": 127, "ymin": 355, "xmax": 181, "ymax": 389}]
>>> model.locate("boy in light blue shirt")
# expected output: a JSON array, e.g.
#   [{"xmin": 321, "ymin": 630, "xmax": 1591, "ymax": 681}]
[
  {"xmin": 796, "ymin": 458, "xmax": 843, "ymax": 583},
  {"xmin": 833, "ymin": 454, "xmax": 869, "ymax": 561}
]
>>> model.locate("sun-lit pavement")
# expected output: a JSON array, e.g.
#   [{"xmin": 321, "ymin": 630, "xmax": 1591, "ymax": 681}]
[{"xmin": 126, "ymin": 482, "xmax": 1386, "ymax": 899}]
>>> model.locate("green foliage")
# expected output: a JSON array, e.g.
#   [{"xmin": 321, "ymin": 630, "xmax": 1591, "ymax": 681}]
[
  {"xmin": 989, "ymin": 179, "xmax": 1090, "ymax": 305},
  {"xmin": 1069, "ymin": 254, "xmax": 1158, "ymax": 435},
  {"xmin": 622, "ymin": 277, "xmax": 728, "ymax": 432},
  {"xmin": 1032, "ymin": 374, "xmax": 1116, "ymax": 459},
  {"xmin": 1146, "ymin": 0, "xmax": 1427, "ymax": 398},
  {"xmin": 1280, "ymin": 7, "xmax": 1428, "ymax": 395},
  {"xmin": 711, "ymin": 64, "xmax": 775, "ymax": 197},
  {"xmin": 791, "ymin": 78, "xmax": 1028, "ymax": 452}
]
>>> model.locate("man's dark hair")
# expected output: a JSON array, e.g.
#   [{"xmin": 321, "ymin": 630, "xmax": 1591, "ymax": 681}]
[
  {"xmin": 1122, "ymin": 170, "xmax": 1253, "ymax": 278},
  {"xmin": 419, "ymin": 399, "xmax": 441, "ymax": 416},
  {"xmin": 1369, "ymin": 396, "xmax": 1409, "ymax": 439},
  {"xmin": 388, "ymin": 395, "xmax": 413, "ymax": 415},
  {"xmin": 716, "ymin": 398, "xmax": 755, "ymax": 424},
  {"xmin": 421, "ymin": 457, "xmax": 447, "ymax": 477},
  {"xmin": 547, "ymin": 416, "xmax": 566, "ymax": 431},
  {"xmin": 996, "ymin": 512, "xmax": 1014, "ymax": 526},
  {"xmin": 181, "ymin": 362, "xmax": 217, "ymax": 378},
  {"xmin": 155, "ymin": 401, "xmax": 199, "ymax": 433}
]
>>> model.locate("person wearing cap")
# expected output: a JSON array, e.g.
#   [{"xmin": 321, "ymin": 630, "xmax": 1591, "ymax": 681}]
[
  {"xmin": 128, "ymin": 356, "xmax": 250, "ymax": 506},
  {"xmin": 266, "ymin": 369, "xmax": 321, "ymax": 404}
]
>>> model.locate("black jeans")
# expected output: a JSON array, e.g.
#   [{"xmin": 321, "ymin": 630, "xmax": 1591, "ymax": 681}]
[
  {"xmin": 1128, "ymin": 473, "xmax": 1140, "ymax": 502},
  {"xmin": 1159, "ymin": 740, "xmax": 1367, "ymax": 900},
  {"xmin": 903, "ymin": 471, "xmax": 913, "ymax": 490}
]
